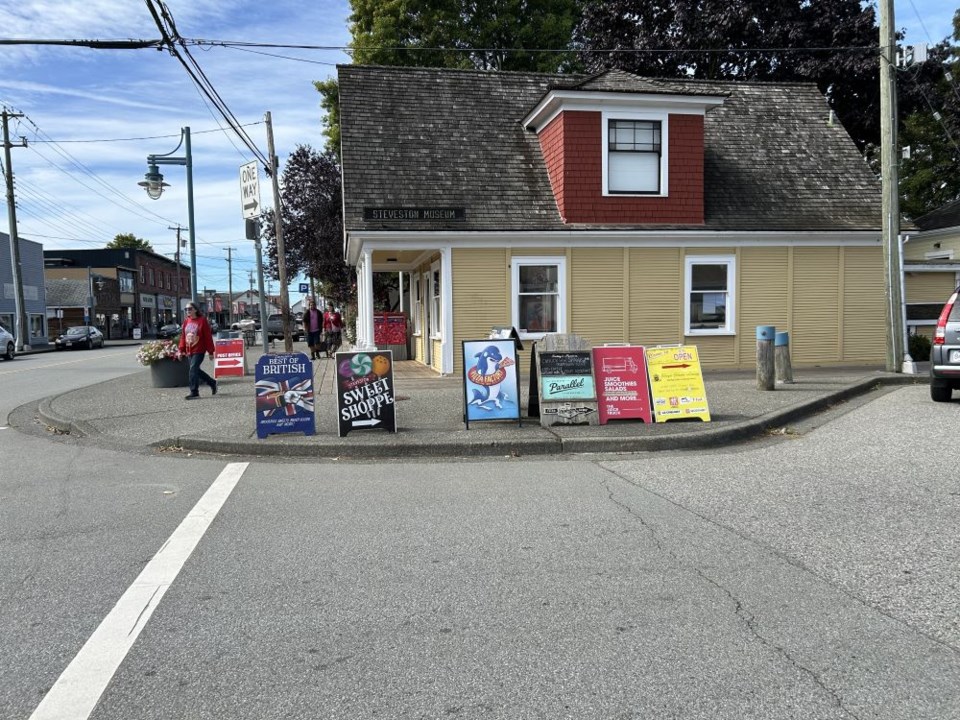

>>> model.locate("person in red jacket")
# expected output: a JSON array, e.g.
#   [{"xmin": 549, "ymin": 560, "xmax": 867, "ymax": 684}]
[
  {"xmin": 178, "ymin": 302, "xmax": 217, "ymax": 400},
  {"xmin": 322, "ymin": 301, "xmax": 343, "ymax": 358}
]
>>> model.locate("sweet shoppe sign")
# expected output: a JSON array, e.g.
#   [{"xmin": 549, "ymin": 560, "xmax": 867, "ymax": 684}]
[{"xmin": 336, "ymin": 350, "xmax": 397, "ymax": 437}]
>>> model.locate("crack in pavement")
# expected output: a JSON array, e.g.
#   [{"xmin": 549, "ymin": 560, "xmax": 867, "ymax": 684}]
[{"xmin": 597, "ymin": 471, "xmax": 865, "ymax": 720}]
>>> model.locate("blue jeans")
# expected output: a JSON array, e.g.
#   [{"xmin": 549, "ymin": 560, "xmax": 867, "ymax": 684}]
[{"xmin": 188, "ymin": 353, "xmax": 214, "ymax": 395}]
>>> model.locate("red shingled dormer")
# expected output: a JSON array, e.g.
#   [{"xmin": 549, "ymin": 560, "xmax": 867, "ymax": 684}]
[{"xmin": 522, "ymin": 71, "xmax": 726, "ymax": 225}]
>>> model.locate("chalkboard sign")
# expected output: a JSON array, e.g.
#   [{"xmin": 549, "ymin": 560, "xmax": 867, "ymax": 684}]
[
  {"xmin": 255, "ymin": 352, "xmax": 315, "ymax": 439},
  {"xmin": 538, "ymin": 351, "xmax": 592, "ymax": 377},
  {"xmin": 538, "ymin": 351, "xmax": 595, "ymax": 401},
  {"xmin": 336, "ymin": 350, "xmax": 397, "ymax": 436}
]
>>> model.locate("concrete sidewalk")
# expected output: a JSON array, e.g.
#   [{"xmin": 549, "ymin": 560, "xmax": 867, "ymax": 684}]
[{"xmin": 34, "ymin": 344, "xmax": 929, "ymax": 459}]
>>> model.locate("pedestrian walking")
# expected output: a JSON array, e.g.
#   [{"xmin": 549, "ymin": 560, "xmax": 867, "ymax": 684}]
[
  {"xmin": 323, "ymin": 301, "xmax": 344, "ymax": 358},
  {"xmin": 179, "ymin": 302, "xmax": 217, "ymax": 400},
  {"xmin": 302, "ymin": 298, "xmax": 324, "ymax": 360}
]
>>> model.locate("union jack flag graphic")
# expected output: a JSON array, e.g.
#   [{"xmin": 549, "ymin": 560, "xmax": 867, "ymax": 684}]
[{"xmin": 255, "ymin": 377, "xmax": 315, "ymax": 417}]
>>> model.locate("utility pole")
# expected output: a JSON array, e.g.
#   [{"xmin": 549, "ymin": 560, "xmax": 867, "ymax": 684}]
[
  {"xmin": 2, "ymin": 110, "xmax": 29, "ymax": 351},
  {"xmin": 879, "ymin": 0, "xmax": 905, "ymax": 372},
  {"xmin": 264, "ymin": 111, "xmax": 292, "ymax": 351},
  {"xmin": 168, "ymin": 224, "xmax": 186, "ymax": 322},
  {"xmin": 224, "ymin": 247, "xmax": 235, "ymax": 326}
]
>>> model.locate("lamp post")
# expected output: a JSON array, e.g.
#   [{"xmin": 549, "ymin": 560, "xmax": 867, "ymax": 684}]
[{"xmin": 139, "ymin": 127, "xmax": 197, "ymax": 303}]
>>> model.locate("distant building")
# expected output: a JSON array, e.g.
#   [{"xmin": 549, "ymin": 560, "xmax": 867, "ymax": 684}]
[{"xmin": 1, "ymin": 232, "xmax": 49, "ymax": 345}]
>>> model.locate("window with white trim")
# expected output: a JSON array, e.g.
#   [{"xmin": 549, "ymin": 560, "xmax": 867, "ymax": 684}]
[
  {"xmin": 608, "ymin": 119, "xmax": 661, "ymax": 193},
  {"xmin": 602, "ymin": 111, "xmax": 668, "ymax": 196},
  {"xmin": 512, "ymin": 256, "xmax": 566, "ymax": 336},
  {"xmin": 685, "ymin": 256, "xmax": 735, "ymax": 335},
  {"xmin": 411, "ymin": 273, "xmax": 422, "ymax": 335},
  {"xmin": 429, "ymin": 262, "xmax": 441, "ymax": 338}
]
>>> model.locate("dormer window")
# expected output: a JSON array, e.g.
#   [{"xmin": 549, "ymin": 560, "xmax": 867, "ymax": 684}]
[
  {"xmin": 608, "ymin": 119, "xmax": 661, "ymax": 193},
  {"xmin": 601, "ymin": 110, "xmax": 669, "ymax": 197}
]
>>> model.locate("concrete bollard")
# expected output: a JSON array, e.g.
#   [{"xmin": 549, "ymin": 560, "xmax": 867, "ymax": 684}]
[
  {"xmin": 756, "ymin": 325, "xmax": 776, "ymax": 391},
  {"xmin": 775, "ymin": 331, "xmax": 794, "ymax": 384}
]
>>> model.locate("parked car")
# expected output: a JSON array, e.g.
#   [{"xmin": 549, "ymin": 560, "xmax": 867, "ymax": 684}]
[
  {"xmin": 157, "ymin": 323, "xmax": 181, "ymax": 339},
  {"xmin": 230, "ymin": 317, "xmax": 260, "ymax": 332},
  {"xmin": 931, "ymin": 286, "xmax": 960, "ymax": 401},
  {"xmin": 266, "ymin": 313, "xmax": 302, "ymax": 341},
  {"xmin": 0, "ymin": 323, "xmax": 14, "ymax": 360},
  {"xmin": 55, "ymin": 325, "xmax": 105, "ymax": 350}
]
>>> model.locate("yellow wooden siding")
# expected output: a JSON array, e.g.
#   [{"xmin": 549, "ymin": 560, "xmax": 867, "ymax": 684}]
[
  {"xmin": 842, "ymin": 247, "xmax": 886, "ymax": 361},
  {"xmin": 903, "ymin": 233, "xmax": 960, "ymax": 260},
  {"xmin": 791, "ymin": 247, "xmax": 840, "ymax": 363},
  {"xmin": 738, "ymin": 247, "xmax": 790, "ymax": 362},
  {"xmin": 451, "ymin": 248, "xmax": 509, "ymax": 376},
  {"xmin": 627, "ymin": 248, "xmax": 682, "ymax": 345},
  {"xmin": 431, "ymin": 338, "xmax": 443, "ymax": 372},
  {"xmin": 905, "ymin": 272, "xmax": 957, "ymax": 302},
  {"xmin": 570, "ymin": 248, "xmax": 625, "ymax": 344}
]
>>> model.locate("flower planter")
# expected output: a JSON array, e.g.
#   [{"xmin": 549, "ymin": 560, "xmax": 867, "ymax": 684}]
[{"xmin": 150, "ymin": 357, "xmax": 190, "ymax": 388}]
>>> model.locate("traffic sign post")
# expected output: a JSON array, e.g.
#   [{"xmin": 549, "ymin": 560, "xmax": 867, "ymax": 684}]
[{"xmin": 239, "ymin": 160, "xmax": 261, "ymax": 219}]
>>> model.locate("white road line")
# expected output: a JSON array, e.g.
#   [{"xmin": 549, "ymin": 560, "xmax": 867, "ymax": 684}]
[
  {"xmin": 0, "ymin": 350, "xmax": 135, "ymax": 376},
  {"xmin": 29, "ymin": 462, "xmax": 250, "ymax": 720}
]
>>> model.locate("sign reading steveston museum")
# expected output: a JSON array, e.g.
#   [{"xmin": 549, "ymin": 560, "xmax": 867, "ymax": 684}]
[{"xmin": 363, "ymin": 207, "xmax": 466, "ymax": 222}]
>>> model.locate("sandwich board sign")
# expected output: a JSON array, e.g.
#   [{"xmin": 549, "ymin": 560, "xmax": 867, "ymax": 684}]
[
  {"xmin": 254, "ymin": 352, "xmax": 315, "ymax": 438},
  {"xmin": 592, "ymin": 346, "xmax": 652, "ymax": 424},
  {"xmin": 335, "ymin": 350, "xmax": 397, "ymax": 436},
  {"xmin": 536, "ymin": 334, "xmax": 599, "ymax": 427},
  {"xmin": 214, "ymin": 337, "xmax": 246, "ymax": 378},
  {"xmin": 462, "ymin": 339, "xmax": 522, "ymax": 428},
  {"xmin": 645, "ymin": 345, "xmax": 711, "ymax": 422}
]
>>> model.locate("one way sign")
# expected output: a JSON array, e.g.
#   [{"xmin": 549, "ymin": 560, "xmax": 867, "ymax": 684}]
[{"xmin": 239, "ymin": 161, "xmax": 261, "ymax": 220}]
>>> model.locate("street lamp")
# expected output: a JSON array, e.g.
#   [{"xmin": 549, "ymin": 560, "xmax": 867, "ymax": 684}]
[{"xmin": 139, "ymin": 126, "xmax": 197, "ymax": 303}]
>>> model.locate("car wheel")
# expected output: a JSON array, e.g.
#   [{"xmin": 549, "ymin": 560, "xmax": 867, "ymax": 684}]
[
  {"xmin": 86, "ymin": 338, "xmax": 93, "ymax": 350},
  {"xmin": 3, "ymin": 341, "xmax": 13, "ymax": 360},
  {"xmin": 930, "ymin": 381, "xmax": 952, "ymax": 402}
]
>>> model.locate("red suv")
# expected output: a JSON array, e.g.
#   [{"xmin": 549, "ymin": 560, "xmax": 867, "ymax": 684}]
[{"xmin": 930, "ymin": 287, "xmax": 960, "ymax": 401}]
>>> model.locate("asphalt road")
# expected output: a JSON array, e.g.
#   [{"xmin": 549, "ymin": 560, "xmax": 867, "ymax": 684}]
[{"xmin": 1, "ymin": 350, "xmax": 958, "ymax": 719}]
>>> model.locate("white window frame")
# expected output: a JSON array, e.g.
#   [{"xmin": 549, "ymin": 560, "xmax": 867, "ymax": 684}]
[
  {"xmin": 411, "ymin": 272, "xmax": 423, "ymax": 336},
  {"xmin": 602, "ymin": 109, "xmax": 669, "ymax": 197},
  {"xmin": 512, "ymin": 256, "xmax": 567, "ymax": 340},
  {"xmin": 429, "ymin": 261, "xmax": 441, "ymax": 339},
  {"xmin": 684, "ymin": 255, "xmax": 736, "ymax": 336}
]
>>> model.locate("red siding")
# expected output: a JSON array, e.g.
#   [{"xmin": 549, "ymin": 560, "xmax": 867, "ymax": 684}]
[{"xmin": 540, "ymin": 111, "xmax": 704, "ymax": 225}]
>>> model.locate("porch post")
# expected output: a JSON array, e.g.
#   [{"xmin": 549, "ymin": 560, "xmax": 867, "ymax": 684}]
[{"xmin": 359, "ymin": 249, "xmax": 376, "ymax": 351}]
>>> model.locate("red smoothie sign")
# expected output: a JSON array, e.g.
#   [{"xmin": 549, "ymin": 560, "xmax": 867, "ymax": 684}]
[{"xmin": 592, "ymin": 346, "xmax": 653, "ymax": 425}]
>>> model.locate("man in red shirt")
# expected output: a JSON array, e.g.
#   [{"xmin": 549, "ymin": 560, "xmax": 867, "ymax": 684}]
[{"xmin": 178, "ymin": 302, "xmax": 217, "ymax": 400}]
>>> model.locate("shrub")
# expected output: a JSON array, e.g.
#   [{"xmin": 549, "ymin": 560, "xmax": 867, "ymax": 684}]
[
  {"xmin": 136, "ymin": 339, "xmax": 183, "ymax": 366},
  {"xmin": 908, "ymin": 332, "xmax": 931, "ymax": 361}
]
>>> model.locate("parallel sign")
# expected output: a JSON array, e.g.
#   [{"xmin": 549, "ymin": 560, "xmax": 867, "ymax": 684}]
[{"xmin": 239, "ymin": 160, "xmax": 261, "ymax": 219}]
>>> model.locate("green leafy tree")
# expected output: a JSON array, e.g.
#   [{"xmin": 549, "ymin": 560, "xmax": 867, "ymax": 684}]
[
  {"xmin": 316, "ymin": 0, "xmax": 581, "ymax": 154},
  {"xmin": 106, "ymin": 232, "xmax": 153, "ymax": 251},
  {"xmin": 899, "ymin": 11, "xmax": 960, "ymax": 219},
  {"xmin": 574, "ymin": 0, "xmax": 882, "ymax": 150}
]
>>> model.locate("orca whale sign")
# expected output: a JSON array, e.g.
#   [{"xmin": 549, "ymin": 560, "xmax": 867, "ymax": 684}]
[{"xmin": 461, "ymin": 339, "xmax": 522, "ymax": 428}]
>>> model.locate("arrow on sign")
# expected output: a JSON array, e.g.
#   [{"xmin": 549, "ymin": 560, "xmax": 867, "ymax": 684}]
[
  {"xmin": 217, "ymin": 359, "xmax": 243, "ymax": 366},
  {"xmin": 352, "ymin": 419, "xmax": 381, "ymax": 427},
  {"xmin": 243, "ymin": 198, "xmax": 259, "ymax": 214},
  {"xmin": 661, "ymin": 363, "xmax": 691, "ymax": 369}
]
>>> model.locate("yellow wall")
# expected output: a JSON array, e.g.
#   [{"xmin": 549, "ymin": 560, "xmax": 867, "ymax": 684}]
[
  {"xmin": 905, "ymin": 272, "xmax": 957, "ymax": 302},
  {"xmin": 903, "ymin": 230, "xmax": 960, "ymax": 261},
  {"xmin": 445, "ymin": 243, "xmax": 886, "ymax": 371}
]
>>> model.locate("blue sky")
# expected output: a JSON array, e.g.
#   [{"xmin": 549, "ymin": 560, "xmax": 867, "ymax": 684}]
[{"xmin": 0, "ymin": 1, "xmax": 955, "ymax": 299}]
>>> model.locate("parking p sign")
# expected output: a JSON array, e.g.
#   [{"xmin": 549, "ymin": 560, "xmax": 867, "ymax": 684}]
[{"xmin": 299, "ymin": 283, "xmax": 309, "ymax": 294}]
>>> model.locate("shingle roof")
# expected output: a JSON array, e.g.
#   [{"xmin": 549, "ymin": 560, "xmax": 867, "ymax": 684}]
[
  {"xmin": 45, "ymin": 279, "xmax": 89, "ymax": 307},
  {"xmin": 914, "ymin": 198, "xmax": 960, "ymax": 231},
  {"xmin": 338, "ymin": 65, "xmax": 881, "ymax": 233}
]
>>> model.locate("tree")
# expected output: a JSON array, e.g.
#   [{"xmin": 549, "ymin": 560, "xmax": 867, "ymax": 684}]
[
  {"xmin": 574, "ymin": 0, "xmax": 882, "ymax": 150},
  {"xmin": 316, "ymin": 0, "xmax": 581, "ymax": 154},
  {"xmin": 106, "ymin": 233, "xmax": 153, "ymax": 251},
  {"xmin": 265, "ymin": 145, "xmax": 354, "ymax": 303},
  {"xmin": 898, "ymin": 11, "xmax": 960, "ymax": 219}
]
